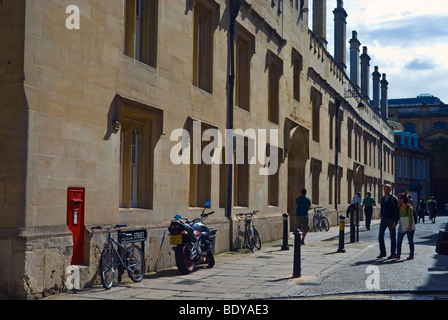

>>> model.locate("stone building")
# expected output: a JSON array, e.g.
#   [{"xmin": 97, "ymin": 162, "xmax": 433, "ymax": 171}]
[
  {"xmin": 393, "ymin": 130, "xmax": 431, "ymax": 202},
  {"xmin": 0, "ymin": 0, "xmax": 395, "ymax": 298},
  {"xmin": 389, "ymin": 94, "xmax": 448, "ymax": 210}
]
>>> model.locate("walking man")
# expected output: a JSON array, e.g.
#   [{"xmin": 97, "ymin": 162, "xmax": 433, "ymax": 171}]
[
  {"xmin": 296, "ymin": 189, "xmax": 311, "ymax": 245},
  {"xmin": 361, "ymin": 191, "xmax": 376, "ymax": 230},
  {"xmin": 377, "ymin": 184, "xmax": 399, "ymax": 259}
]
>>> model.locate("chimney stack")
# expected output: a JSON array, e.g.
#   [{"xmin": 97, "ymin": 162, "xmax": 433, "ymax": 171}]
[
  {"xmin": 381, "ymin": 73, "xmax": 389, "ymax": 118},
  {"xmin": 349, "ymin": 31, "xmax": 361, "ymax": 88},
  {"xmin": 313, "ymin": 0, "xmax": 327, "ymax": 48},
  {"xmin": 360, "ymin": 46, "xmax": 371, "ymax": 99},
  {"xmin": 333, "ymin": 0, "xmax": 347, "ymax": 70},
  {"xmin": 372, "ymin": 66, "xmax": 381, "ymax": 111}
]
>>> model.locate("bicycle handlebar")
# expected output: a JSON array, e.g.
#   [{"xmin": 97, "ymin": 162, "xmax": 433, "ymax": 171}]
[
  {"xmin": 91, "ymin": 224, "xmax": 127, "ymax": 231},
  {"xmin": 236, "ymin": 210, "xmax": 259, "ymax": 217}
]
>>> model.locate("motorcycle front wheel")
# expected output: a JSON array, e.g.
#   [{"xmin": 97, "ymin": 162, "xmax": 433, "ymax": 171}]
[
  {"xmin": 205, "ymin": 249, "xmax": 215, "ymax": 268},
  {"xmin": 175, "ymin": 243, "xmax": 195, "ymax": 274}
]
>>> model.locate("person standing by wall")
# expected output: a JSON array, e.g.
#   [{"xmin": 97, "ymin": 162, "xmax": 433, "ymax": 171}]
[
  {"xmin": 361, "ymin": 191, "xmax": 376, "ymax": 230},
  {"xmin": 296, "ymin": 189, "xmax": 311, "ymax": 245},
  {"xmin": 377, "ymin": 184, "xmax": 399, "ymax": 259}
]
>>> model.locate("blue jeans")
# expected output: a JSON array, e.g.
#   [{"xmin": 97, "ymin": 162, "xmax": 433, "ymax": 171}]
[
  {"xmin": 378, "ymin": 218, "xmax": 397, "ymax": 256},
  {"xmin": 397, "ymin": 229, "xmax": 415, "ymax": 256}
]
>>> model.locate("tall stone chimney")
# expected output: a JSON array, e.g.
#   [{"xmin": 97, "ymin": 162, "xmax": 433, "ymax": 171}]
[
  {"xmin": 380, "ymin": 73, "xmax": 389, "ymax": 118},
  {"xmin": 349, "ymin": 31, "xmax": 361, "ymax": 88},
  {"xmin": 333, "ymin": 0, "xmax": 347, "ymax": 70},
  {"xmin": 372, "ymin": 66, "xmax": 381, "ymax": 111},
  {"xmin": 313, "ymin": 0, "xmax": 327, "ymax": 48},
  {"xmin": 360, "ymin": 46, "xmax": 371, "ymax": 99}
]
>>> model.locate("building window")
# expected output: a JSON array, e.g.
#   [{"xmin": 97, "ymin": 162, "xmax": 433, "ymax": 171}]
[
  {"xmin": 189, "ymin": 123, "xmax": 214, "ymax": 208},
  {"xmin": 119, "ymin": 98, "xmax": 162, "ymax": 209},
  {"xmin": 397, "ymin": 156, "xmax": 402, "ymax": 178},
  {"xmin": 347, "ymin": 119, "xmax": 353, "ymax": 158},
  {"xmin": 412, "ymin": 158, "xmax": 416, "ymax": 179},
  {"xmin": 403, "ymin": 123, "xmax": 415, "ymax": 134},
  {"xmin": 404, "ymin": 157, "xmax": 408, "ymax": 178},
  {"xmin": 193, "ymin": 0, "xmax": 219, "ymax": 93},
  {"xmin": 234, "ymin": 143, "xmax": 250, "ymax": 207},
  {"xmin": 417, "ymin": 159, "xmax": 421, "ymax": 179},
  {"xmin": 434, "ymin": 121, "xmax": 447, "ymax": 130},
  {"xmin": 267, "ymin": 50, "xmax": 283, "ymax": 124},
  {"xmin": 311, "ymin": 158, "xmax": 322, "ymax": 205},
  {"xmin": 235, "ymin": 24, "xmax": 255, "ymax": 111},
  {"xmin": 125, "ymin": 0, "xmax": 158, "ymax": 67},
  {"xmin": 329, "ymin": 102, "xmax": 335, "ymax": 150},
  {"xmin": 292, "ymin": 49, "xmax": 303, "ymax": 102},
  {"xmin": 311, "ymin": 87, "xmax": 322, "ymax": 142}
]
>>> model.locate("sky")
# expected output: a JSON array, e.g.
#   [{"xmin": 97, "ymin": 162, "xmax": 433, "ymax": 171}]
[{"xmin": 323, "ymin": 0, "xmax": 448, "ymax": 104}]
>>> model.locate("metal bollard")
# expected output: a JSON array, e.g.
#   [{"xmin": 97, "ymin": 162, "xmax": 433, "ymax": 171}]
[
  {"xmin": 281, "ymin": 213, "xmax": 289, "ymax": 250},
  {"xmin": 337, "ymin": 215, "xmax": 346, "ymax": 253},
  {"xmin": 350, "ymin": 205, "xmax": 356, "ymax": 243},
  {"xmin": 293, "ymin": 229, "xmax": 302, "ymax": 278}
]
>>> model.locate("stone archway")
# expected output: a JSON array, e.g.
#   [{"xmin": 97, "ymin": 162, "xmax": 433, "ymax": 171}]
[{"xmin": 287, "ymin": 125, "xmax": 309, "ymax": 231}]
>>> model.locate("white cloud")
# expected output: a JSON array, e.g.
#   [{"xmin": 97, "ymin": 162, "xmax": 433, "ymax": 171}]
[{"xmin": 325, "ymin": 0, "xmax": 448, "ymax": 103}]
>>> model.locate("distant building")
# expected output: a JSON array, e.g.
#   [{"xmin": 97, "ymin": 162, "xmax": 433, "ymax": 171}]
[
  {"xmin": 393, "ymin": 130, "xmax": 431, "ymax": 201},
  {"xmin": 389, "ymin": 94, "xmax": 448, "ymax": 211}
]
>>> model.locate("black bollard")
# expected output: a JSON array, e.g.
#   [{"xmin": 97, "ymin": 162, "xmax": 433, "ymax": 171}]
[
  {"xmin": 293, "ymin": 229, "xmax": 302, "ymax": 278},
  {"xmin": 350, "ymin": 204, "xmax": 356, "ymax": 243},
  {"xmin": 281, "ymin": 213, "xmax": 289, "ymax": 250},
  {"xmin": 337, "ymin": 215, "xmax": 346, "ymax": 253},
  {"xmin": 356, "ymin": 203, "xmax": 360, "ymax": 242}
]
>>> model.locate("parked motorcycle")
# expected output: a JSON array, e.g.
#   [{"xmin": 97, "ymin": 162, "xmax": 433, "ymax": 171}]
[{"xmin": 168, "ymin": 201, "xmax": 216, "ymax": 274}]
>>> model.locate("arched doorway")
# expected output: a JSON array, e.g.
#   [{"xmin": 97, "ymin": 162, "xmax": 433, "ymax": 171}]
[{"xmin": 287, "ymin": 125, "xmax": 309, "ymax": 231}]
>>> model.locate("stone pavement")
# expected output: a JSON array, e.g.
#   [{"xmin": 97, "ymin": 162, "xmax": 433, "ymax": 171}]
[{"xmin": 45, "ymin": 220, "xmax": 381, "ymax": 300}]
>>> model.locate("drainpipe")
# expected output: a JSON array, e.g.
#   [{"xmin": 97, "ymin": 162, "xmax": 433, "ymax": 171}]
[
  {"xmin": 334, "ymin": 99, "xmax": 341, "ymax": 212},
  {"xmin": 227, "ymin": 0, "xmax": 241, "ymax": 250}
]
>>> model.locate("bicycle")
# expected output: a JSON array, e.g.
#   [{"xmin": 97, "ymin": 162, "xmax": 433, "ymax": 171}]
[
  {"xmin": 312, "ymin": 207, "xmax": 330, "ymax": 232},
  {"xmin": 236, "ymin": 210, "xmax": 261, "ymax": 252},
  {"xmin": 91, "ymin": 224, "xmax": 145, "ymax": 290}
]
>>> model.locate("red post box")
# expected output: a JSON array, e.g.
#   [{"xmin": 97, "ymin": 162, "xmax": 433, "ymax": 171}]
[{"xmin": 67, "ymin": 187, "xmax": 85, "ymax": 265}]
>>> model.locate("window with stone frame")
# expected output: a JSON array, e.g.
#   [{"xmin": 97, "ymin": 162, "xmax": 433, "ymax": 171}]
[
  {"xmin": 267, "ymin": 50, "xmax": 283, "ymax": 125},
  {"xmin": 235, "ymin": 24, "xmax": 255, "ymax": 111},
  {"xmin": 292, "ymin": 49, "xmax": 303, "ymax": 102},
  {"xmin": 120, "ymin": 100, "xmax": 161, "ymax": 209},
  {"xmin": 192, "ymin": 0, "xmax": 220, "ymax": 93},
  {"xmin": 125, "ymin": 0, "xmax": 158, "ymax": 67}
]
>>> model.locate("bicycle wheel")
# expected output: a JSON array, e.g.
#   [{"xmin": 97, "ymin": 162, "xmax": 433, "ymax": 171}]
[
  {"xmin": 321, "ymin": 217, "xmax": 330, "ymax": 232},
  {"xmin": 253, "ymin": 227, "xmax": 262, "ymax": 250},
  {"xmin": 99, "ymin": 246, "xmax": 115, "ymax": 290},
  {"xmin": 313, "ymin": 215, "xmax": 319, "ymax": 232},
  {"xmin": 126, "ymin": 245, "xmax": 145, "ymax": 282},
  {"xmin": 244, "ymin": 225, "xmax": 255, "ymax": 252}
]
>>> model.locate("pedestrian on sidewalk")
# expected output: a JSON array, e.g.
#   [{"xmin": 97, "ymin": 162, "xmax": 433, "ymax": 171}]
[
  {"xmin": 428, "ymin": 196, "xmax": 438, "ymax": 224},
  {"xmin": 417, "ymin": 197, "xmax": 427, "ymax": 224},
  {"xmin": 396, "ymin": 193, "xmax": 416, "ymax": 260},
  {"xmin": 361, "ymin": 191, "xmax": 376, "ymax": 230},
  {"xmin": 296, "ymin": 189, "xmax": 311, "ymax": 245},
  {"xmin": 407, "ymin": 194, "xmax": 418, "ymax": 224},
  {"xmin": 377, "ymin": 184, "xmax": 399, "ymax": 259}
]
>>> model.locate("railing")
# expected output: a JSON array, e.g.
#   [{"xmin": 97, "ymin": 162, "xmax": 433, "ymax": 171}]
[{"xmin": 390, "ymin": 105, "xmax": 448, "ymax": 117}]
